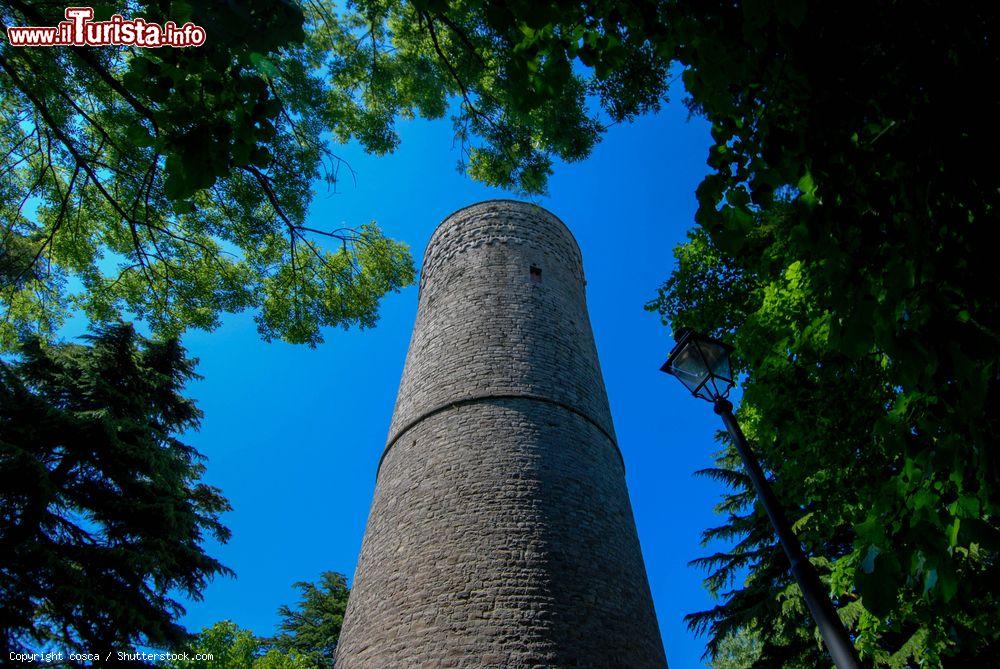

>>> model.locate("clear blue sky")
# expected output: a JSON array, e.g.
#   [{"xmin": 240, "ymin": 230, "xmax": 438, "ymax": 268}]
[{"xmin": 166, "ymin": 94, "xmax": 733, "ymax": 668}]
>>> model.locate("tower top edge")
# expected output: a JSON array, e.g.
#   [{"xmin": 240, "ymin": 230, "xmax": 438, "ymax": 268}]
[{"xmin": 427, "ymin": 199, "xmax": 583, "ymax": 261}]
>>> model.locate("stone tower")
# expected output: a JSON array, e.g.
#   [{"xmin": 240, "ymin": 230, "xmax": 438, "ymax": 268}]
[{"xmin": 335, "ymin": 200, "xmax": 667, "ymax": 668}]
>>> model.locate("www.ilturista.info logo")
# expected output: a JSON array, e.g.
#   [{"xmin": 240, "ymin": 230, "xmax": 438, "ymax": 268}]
[{"xmin": 5, "ymin": 7, "xmax": 206, "ymax": 48}]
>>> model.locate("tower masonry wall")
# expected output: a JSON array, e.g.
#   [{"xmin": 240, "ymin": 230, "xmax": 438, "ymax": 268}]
[
  {"xmin": 335, "ymin": 200, "xmax": 667, "ymax": 668},
  {"xmin": 387, "ymin": 200, "xmax": 614, "ymax": 447}
]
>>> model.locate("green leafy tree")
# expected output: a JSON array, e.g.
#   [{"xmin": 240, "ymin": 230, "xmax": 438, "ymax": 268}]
[
  {"xmin": 169, "ymin": 573, "xmax": 349, "ymax": 669},
  {"xmin": 710, "ymin": 626, "xmax": 763, "ymax": 669},
  {"xmin": 271, "ymin": 572, "xmax": 350, "ymax": 668},
  {"xmin": 168, "ymin": 621, "xmax": 310, "ymax": 669},
  {"xmin": 644, "ymin": 2, "xmax": 999, "ymax": 666},
  {"xmin": 0, "ymin": 0, "xmax": 415, "ymax": 349},
  {"xmin": 307, "ymin": 0, "xmax": 669, "ymax": 192},
  {"xmin": 0, "ymin": 323, "xmax": 231, "ymax": 658}
]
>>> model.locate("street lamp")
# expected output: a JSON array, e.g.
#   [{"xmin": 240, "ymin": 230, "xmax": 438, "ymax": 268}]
[{"xmin": 661, "ymin": 328, "xmax": 862, "ymax": 669}]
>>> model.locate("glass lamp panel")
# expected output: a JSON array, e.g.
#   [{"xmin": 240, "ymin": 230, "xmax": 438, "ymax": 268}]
[
  {"xmin": 694, "ymin": 340, "xmax": 729, "ymax": 377},
  {"xmin": 699, "ymin": 339, "xmax": 735, "ymax": 389},
  {"xmin": 712, "ymin": 353, "xmax": 733, "ymax": 385},
  {"xmin": 669, "ymin": 344, "xmax": 710, "ymax": 394}
]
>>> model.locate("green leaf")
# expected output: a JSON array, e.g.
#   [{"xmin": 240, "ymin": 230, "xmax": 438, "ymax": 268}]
[
  {"xmin": 948, "ymin": 518, "xmax": 961, "ymax": 547},
  {"xmin": 250, "ymin": 52, "xmax": 280, "ymax": 78},
  {"xmin": 796, "ymin": 171, "xmax": 818, "ymax": 204},
  {"xmin": 857, "ymin": 552, "xmax": 902, "ymax": 617},
  {"xmin": 855, "ymin": 517, "xmax": 885, "ymax": 544}
]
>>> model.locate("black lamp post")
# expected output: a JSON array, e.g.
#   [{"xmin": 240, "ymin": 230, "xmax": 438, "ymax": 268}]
[{"xmin": 661, "ymin": 328, "xmax": 862, "ymax": 669}]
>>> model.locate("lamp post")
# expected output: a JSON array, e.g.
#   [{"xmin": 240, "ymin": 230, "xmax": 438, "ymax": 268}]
[{"xmin": 661, "ymin": 328, "xmax": 862, "ymax": 669}]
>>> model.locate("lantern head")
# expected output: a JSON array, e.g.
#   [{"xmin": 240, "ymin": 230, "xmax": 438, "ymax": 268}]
[{"xmin": 660, "ymin": 328, "xmax": 735, "ymax": 402}]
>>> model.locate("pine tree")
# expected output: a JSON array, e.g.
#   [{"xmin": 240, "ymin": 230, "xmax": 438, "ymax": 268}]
[{"xmin": 0, "ymin": 324, "xmax": 231, "ymax": 658}]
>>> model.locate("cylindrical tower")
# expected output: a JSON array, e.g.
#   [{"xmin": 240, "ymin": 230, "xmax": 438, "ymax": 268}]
[{"xmin": 336, "ymin": 200, "xmax": 667, "ymax": 668}]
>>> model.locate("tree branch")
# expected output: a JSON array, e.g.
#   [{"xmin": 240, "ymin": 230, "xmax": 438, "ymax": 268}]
[{"xmin": 3, "ymin": 2, "xmax": 159, "ymax": 132}]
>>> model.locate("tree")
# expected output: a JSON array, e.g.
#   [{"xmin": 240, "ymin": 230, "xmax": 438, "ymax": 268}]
[
  {"xmin": 167, "ymin": 621, "xmax": 310, "ymax": 669},
  {"xmin": 644, "ymin": 2, "xmax": 999, "ymax": 666},
  {"xmin": 710, "ymin": 626, "xmax": 762, "ymax": 669},
  {"xmin": 0, "ymin": 0, "xmax": 416, "ymax": 349},
  {"xmin": 271, "ymin": 572, "xmax": 350, "ymax": 668},
  {"xmin": 169, "ymin": 573, "xmax": 350, "ymax": 669},
  {"xmin": 0, "ymin": 323, "xmax": 231, "ymax": 658}
]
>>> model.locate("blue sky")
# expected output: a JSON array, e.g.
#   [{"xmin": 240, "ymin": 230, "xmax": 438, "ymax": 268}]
[{"xmin": 165, "ymin": 94, "xmax": 733, "ymax": 668}]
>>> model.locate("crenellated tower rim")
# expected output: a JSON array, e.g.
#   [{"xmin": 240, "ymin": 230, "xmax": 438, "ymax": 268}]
[
  {"xmin": 425, "ymin": 199, "xmax": 583, "ymax": 261},
  {"xmin": 419, "ymin": 199, "xmax": 585, "ymax": 292}
]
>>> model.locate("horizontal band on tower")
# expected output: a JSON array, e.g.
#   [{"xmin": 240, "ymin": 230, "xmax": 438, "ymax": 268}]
[{"xmin": 377, "ymin": 393, "xmax": 624, "ymax": 479}]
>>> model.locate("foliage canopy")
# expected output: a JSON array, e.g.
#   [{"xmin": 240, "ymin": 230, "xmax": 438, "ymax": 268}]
[
  {"xmin": 167, "ymin": 620, "xmax": 310, "ymax": 669},
  {"xmin": 0, "ymin": 0, "xmax": 416, "ymax": 349},
  {"xmin": 646, "ymin": 2, "xmax": 998, "ymax": 665},
  {"xmin": 0, "ymin": 0, "xmax": 669, "ymax": 349}
]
